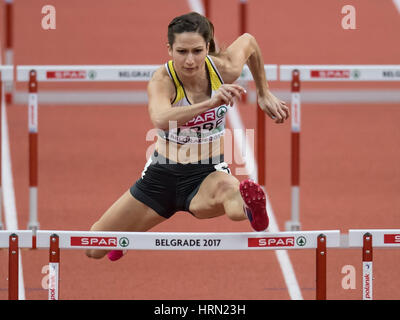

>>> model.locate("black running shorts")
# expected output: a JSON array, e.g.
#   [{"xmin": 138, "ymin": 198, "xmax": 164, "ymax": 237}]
[{"xmin": 130, "ymin": 150, "xmax": 231, "ymax": 219}]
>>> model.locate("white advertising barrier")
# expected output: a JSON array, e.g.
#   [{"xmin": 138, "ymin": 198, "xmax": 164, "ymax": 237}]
[
  {"xmin": 17, "ymin": 64, "xmax": 278, "ymax": 82},
  {"xmin": 280, "ymin": 65, "xmax": 400, "ymax": 81},
  {"xmin": 36, "ymin": 230, "xmax": 340, "ymax": 251},
  {"xmin": 348, "ymin": 229, "xmax": 400, "ymax": 248},
  {"xmin": 0, "ymin": 230, "xmax": 33, "ymax": 248}
]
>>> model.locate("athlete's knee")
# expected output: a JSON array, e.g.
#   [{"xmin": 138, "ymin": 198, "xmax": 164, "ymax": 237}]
[
  {"xmin": 214, "ymin": 177, "xmax": 239, "ymax": 202},
  {"xmin": 214, "ymin": 178, "xmax": 246, "ymax": 221},
  {"xmin": 85, "ymin": 249, "xmax": 108, "ymax": 259},
  {"xmin": 84, "ymin": 221, "xmax": 108, "ymax": 259}
]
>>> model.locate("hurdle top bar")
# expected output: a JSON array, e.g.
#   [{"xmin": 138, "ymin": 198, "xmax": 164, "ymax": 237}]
[
  {"xmin": 0, "ymin": 230, "xmax": 33, "ymax": 248},
  {"xmin": 280, "ymin": 65, "xmax": 400, "ymax": 81},
  {"xmin": 17, "ymin": 65, "xmax": 278, "ymax": 82},
  {"xmin": 36, "ymin": 230, "xmax": 340, "ymax": 250},
  {"xmin": 0, "ymin": 66, "xmax": 13, "ymax": 81},
  {"xmin": 349, "ymin": 229, "xmax": 400, "ymax": 248}
]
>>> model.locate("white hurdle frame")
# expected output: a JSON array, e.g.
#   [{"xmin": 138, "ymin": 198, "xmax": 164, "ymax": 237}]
[
  {"xmin": 35, "ymin": 229, "xmax": 340, "ymax": 300},
  {"xmin": 280, "ymin": 65, "xmax": 400, "ymax": 231},
  {"xmin": 349, "ymin": 229, "xmax": 400, "ymax": 300},
  {"xmin": 16, "ymin": 64, "xmax": 278, "ymax": 82},
  {"xmin": 2, "ymin": 228, "xmax": 400, "ymax": 300}
]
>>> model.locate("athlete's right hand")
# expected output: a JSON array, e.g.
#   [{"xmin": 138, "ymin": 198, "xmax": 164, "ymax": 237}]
[{"xmin": 209, "ymin": 84, "xmax": 246, "ymax": 108}]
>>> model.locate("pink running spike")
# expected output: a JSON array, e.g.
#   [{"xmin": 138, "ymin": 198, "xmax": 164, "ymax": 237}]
[
  {"xmin": 239, "ymin": 179, "xmax": 269, "ymax": 232},
  {"xmin": 107, "ymin": 250, "xmax": 125, "ymax": 261}
]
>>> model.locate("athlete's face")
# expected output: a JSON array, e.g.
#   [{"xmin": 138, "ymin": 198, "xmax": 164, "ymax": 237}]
[{"xmin": 168, "ymin": 32, "xmax": 209, "ymax": 77}]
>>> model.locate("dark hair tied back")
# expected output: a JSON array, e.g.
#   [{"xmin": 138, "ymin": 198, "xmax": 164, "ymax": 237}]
[{"xmin": 168, "ymin": 12, "xmax": 217, "ymax": 55}]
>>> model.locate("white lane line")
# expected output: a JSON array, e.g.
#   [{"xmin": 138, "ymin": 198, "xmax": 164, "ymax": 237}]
[
  {"xmin": 393, "ymin": 0, "xmax": 400, "ymax": 14},
  {"xmin": 188, "ymin": 0, "xmax": 204, "ymax": 14},
  {"xmin": 1, "ymin": 48, "xmax": 26, "ymax": 299}
]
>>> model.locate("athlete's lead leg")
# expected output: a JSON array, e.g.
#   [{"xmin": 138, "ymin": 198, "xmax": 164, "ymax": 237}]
[
  {"xmin": 189, "ymin": 172, "xmax": 269, "ymax": 231},
  {"xmin": 86, "ymin": 190, "xmax": 167, "ymax": 259}
]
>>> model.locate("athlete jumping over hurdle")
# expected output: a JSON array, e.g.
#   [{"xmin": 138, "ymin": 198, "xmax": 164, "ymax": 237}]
[{"xmin": 86, "ymin": 12, "xmax": 289, "ymax": 261}]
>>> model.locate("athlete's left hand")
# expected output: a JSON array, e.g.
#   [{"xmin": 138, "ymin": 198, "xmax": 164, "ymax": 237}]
[{"xmin": 257, "ymin": 92, "xmax": 289, "ymax": 124}]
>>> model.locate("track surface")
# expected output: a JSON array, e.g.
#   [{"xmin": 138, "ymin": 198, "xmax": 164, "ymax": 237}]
[{"xmin": 0, "ymin": 0, "xmax": 399, "ymax": 300}]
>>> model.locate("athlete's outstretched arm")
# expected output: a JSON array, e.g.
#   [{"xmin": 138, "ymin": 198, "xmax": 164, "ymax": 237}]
[{"xmin": 216, "ymin": 33, "xmax": 289, "ymax": 124}]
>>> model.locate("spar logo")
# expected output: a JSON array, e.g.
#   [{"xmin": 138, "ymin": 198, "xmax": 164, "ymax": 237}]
[
  {"xmin": 310, "ymin": 69, "xmax": 361, "ymax": 79},
  {"xmin": 46, "ymin": 70, "xmax": 87, "ymax": 80},
  {"xmin": 384, "ymin": 234, "xmax": 400, "ymax": 244},
  {"xmin": 248, "ymin": 236, "xmax": 295, "ymax": 247},
  {"xmin": 186, "ymin": 110, "xmax": 215, "ymax": 126},
  {"xmin": 296, "ymin": 236, "xmax": 307, "ymax": 246},
  {"xmin": 70, "ymin": 236, "xmax": 118, "ymax": 247},
  {"xmin": 310, "ymin": 70, "xmax": 351, "ymax": 79},
  {"xmin": 216, "ymin": 106, "xmax": 228, "ymax": 118},
  {"xmin": 119, "ymin": 237, "xmax": 129, "ymax": 247}
]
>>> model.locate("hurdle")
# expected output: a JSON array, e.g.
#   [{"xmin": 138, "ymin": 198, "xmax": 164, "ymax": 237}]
[
  {"xmin": 35, "ymin": 229, "xmax": 341, "ymax": 300},
  {"xmin": 0, "ymin": 65, "xmax": 13, "ymax": 231},
  {"xmin": 16, "ymin": 64, "xmax": 278, "ymax": 241},
  {"xmin": 3, "ymin": 228, "xmax": 400, "ymax": 299},
  {"xmin": 280, "ymin": 65, "xmax": 400, "ymax": 231},
  {"xmin": 0, "ymin": 230, "xmax": 32, "ymax": 300},
  {"xmin": 349, "ymin": 229, "xmax": 400, "ymax": 300}
]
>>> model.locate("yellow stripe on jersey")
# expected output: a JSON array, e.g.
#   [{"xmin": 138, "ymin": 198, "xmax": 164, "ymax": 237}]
[
  {"xmin": 167, "ymin": 60, "xmax": 185, "ymax": 104},
  {"xmin": 205, "ymin": 56, "xmax": 223, "ymax": 91}
]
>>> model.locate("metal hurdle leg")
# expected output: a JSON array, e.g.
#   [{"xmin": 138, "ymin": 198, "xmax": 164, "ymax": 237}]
[
  {"xmin": 286, "ymin": 69, "xmax": 301, "ymax": 231},
  {"xmin": 316, "ymin": 234, "xmax": 327, "ymax": 300},
  {"xmin": 27, "ymin": 70, "xmax": 39, "ymax": 249},
  {"xmin": 8, "ymin": 233, "xmax": 19, "ymax": 300},
  {"xmin": 48, "ymin": 234, "xmax": 60, "ymax": 300},
  {"xmin": 0, "ymin": 74, "xmax": 3, "ymax": 231},
  {"xmin": 362, "ymin": 233, "xmax": 373, "ymax": 300}
]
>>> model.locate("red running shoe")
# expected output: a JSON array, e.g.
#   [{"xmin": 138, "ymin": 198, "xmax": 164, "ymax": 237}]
[
  {"xmin": 239, "ymin": 179, "xmax": 269, "ymax": 232},
  {"xmin": 107, "ymin": 250, "xmax": 127, "ymax": 261}
]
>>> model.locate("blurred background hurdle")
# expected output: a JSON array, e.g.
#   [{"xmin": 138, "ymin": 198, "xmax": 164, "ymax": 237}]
[
  {"xmin": 2, "ymin": 0, "xmax": 13, "ymax": 104},
  {"xmin": 280, "ymin": 65, "xmax": 400, "ymax": 231}
]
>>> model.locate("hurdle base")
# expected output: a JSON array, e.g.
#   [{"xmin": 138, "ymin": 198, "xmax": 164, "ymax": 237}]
[{"xmin": 285, "ymin": 220, "xmax": 301, "ymax": 231}]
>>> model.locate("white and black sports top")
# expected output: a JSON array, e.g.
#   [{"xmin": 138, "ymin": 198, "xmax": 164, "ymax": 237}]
[{"xmin": 158, "ymin": 55, "xmax": 229, "ymax": 145}]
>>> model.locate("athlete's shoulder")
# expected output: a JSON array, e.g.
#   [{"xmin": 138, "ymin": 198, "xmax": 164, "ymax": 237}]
[
  {"xmin": 208, "ymin": 53, "xmax": 237, "ymax": 84},
  {"xmin": 150, "ymin": 65, "xmax": 170, "ymax": 82},
  {"xmin": 148, "ymin": 65, "xmax": 175, "ymax": 98},
  {"xmin": 210, "ymin": 34, "xmax": 255, "ymax": 83}
]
